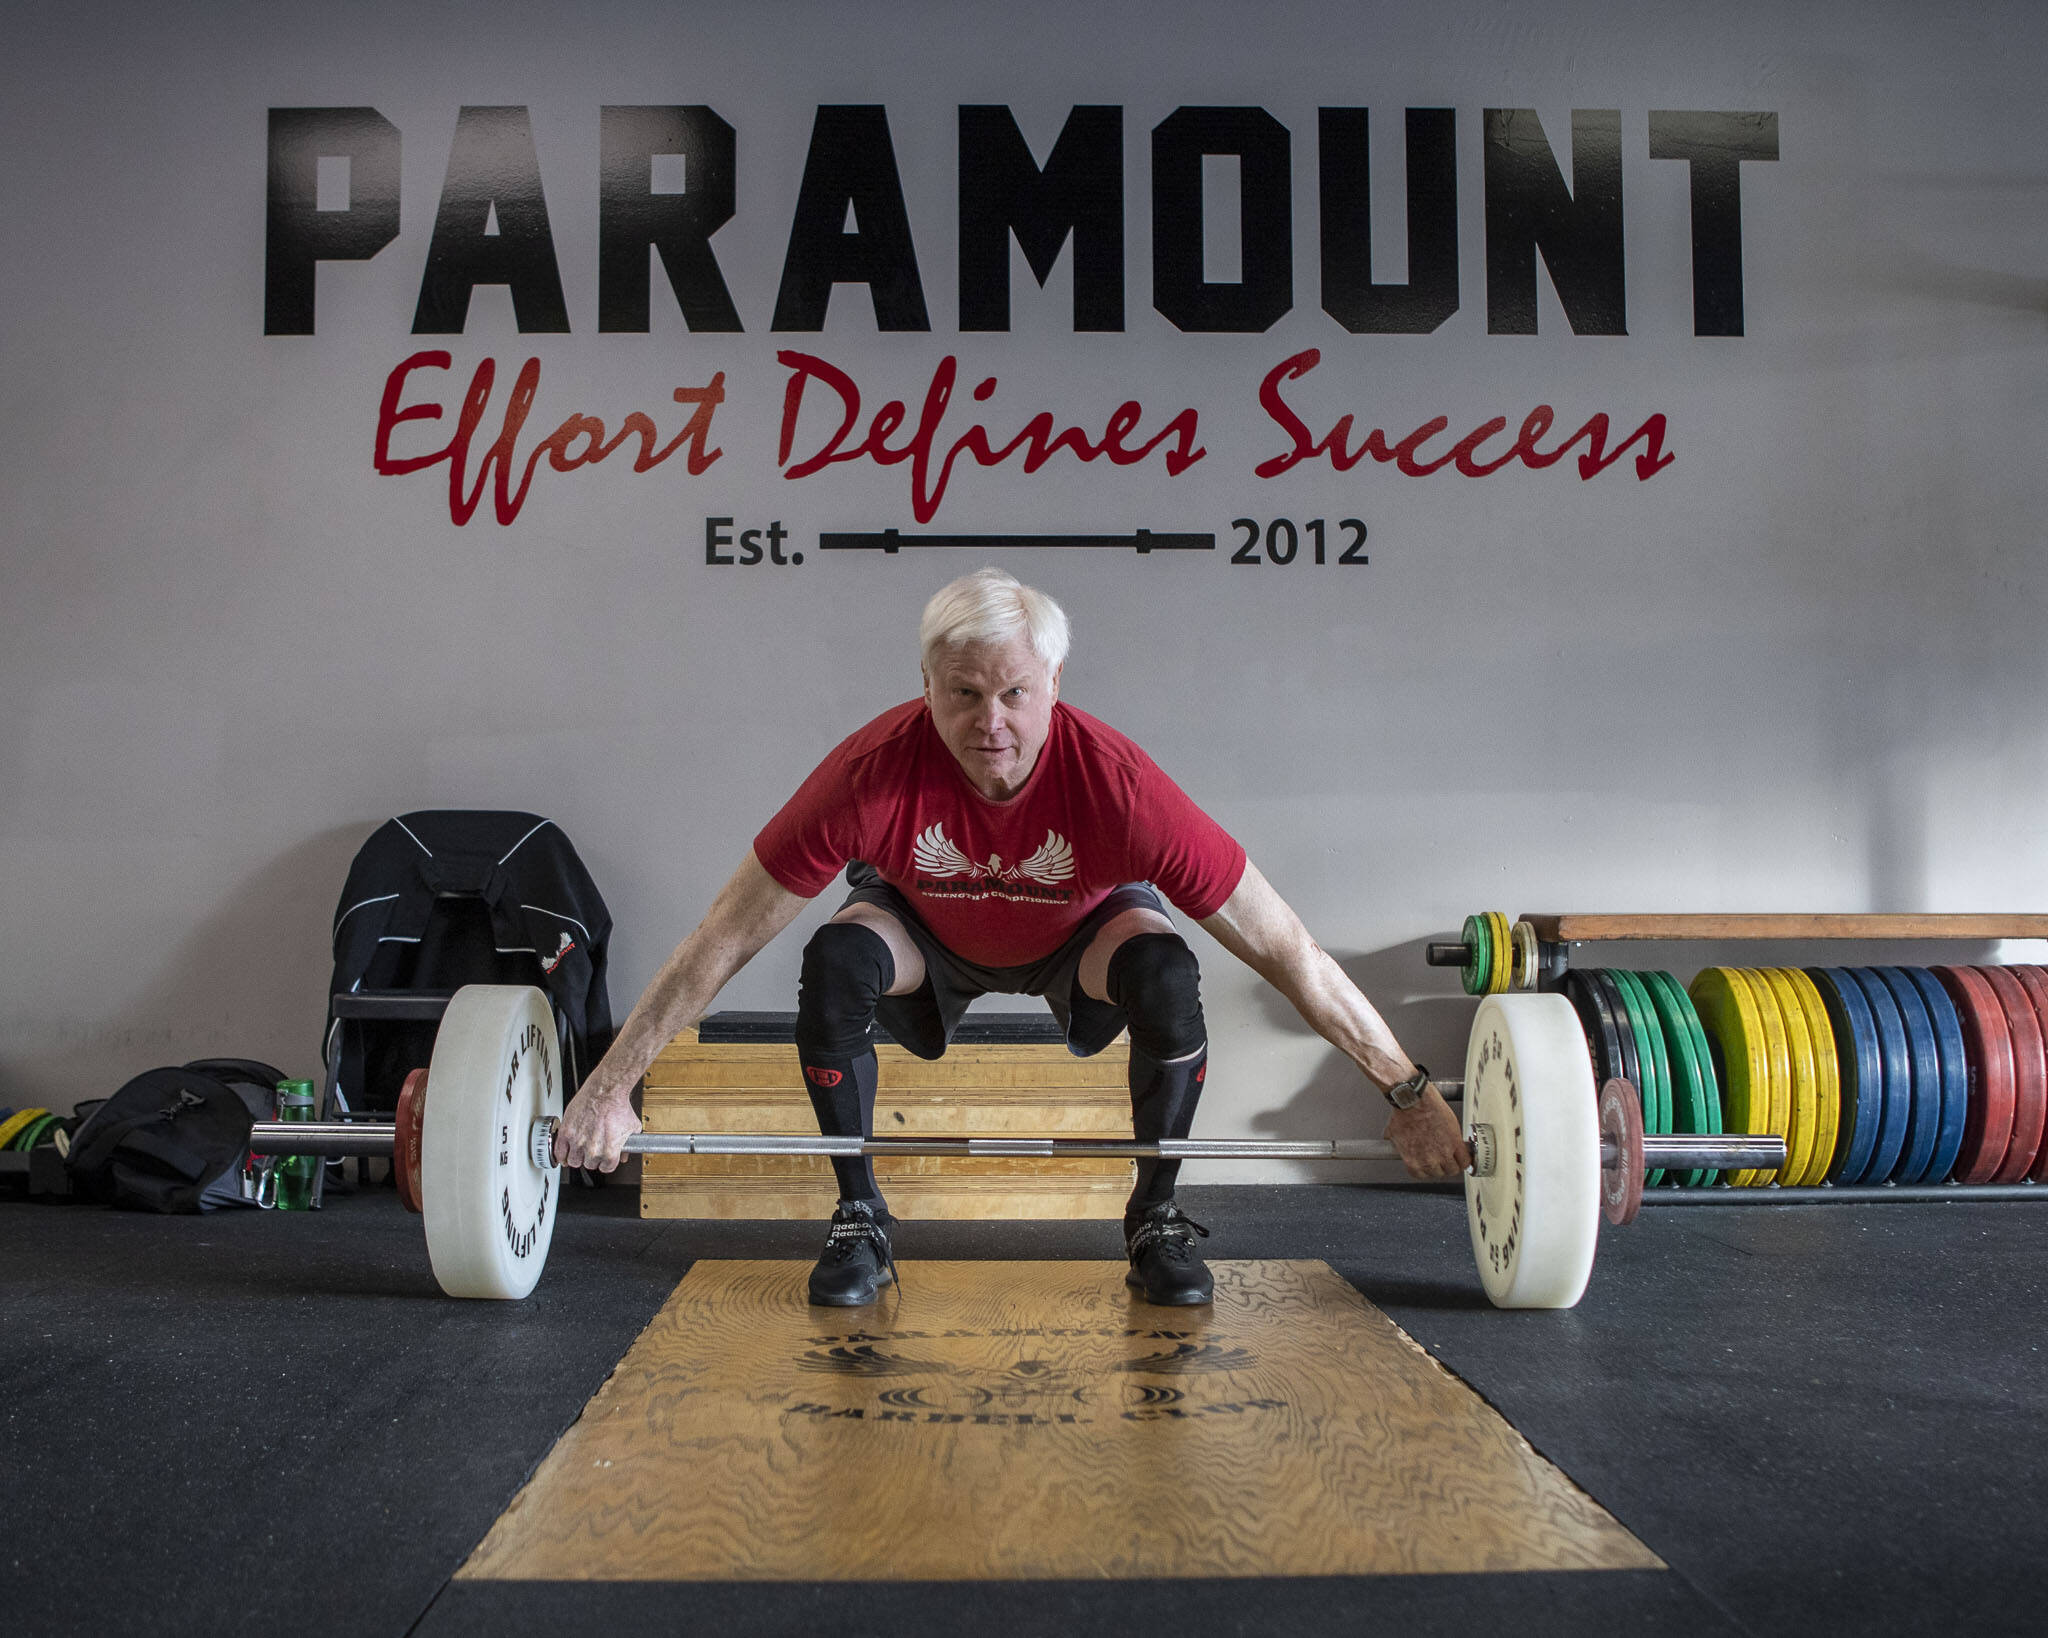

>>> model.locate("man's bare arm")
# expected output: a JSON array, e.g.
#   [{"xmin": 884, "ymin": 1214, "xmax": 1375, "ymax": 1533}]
[
  {"xmin": 554, "ymin": 850, "xmax": 813, "ymax": 1170},
  {"xmin": 1198, "ymin": 858, "xmax": 1470, "ymax": 1180}
]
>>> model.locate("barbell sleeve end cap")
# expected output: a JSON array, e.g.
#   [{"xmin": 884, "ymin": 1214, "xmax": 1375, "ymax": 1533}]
[
  {"xmin": 530, "ymin": 1117, "xmax": 561, "ymax": 1171},
  {"xmin": 1467, "ymin": 1122, "xmax": 1498, "ymax": 1178}
]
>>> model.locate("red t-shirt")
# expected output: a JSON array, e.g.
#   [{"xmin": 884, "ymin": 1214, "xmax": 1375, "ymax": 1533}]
[{"xmin": 754, "ymin": 700, "xmax": 1246, "ymax": 967}]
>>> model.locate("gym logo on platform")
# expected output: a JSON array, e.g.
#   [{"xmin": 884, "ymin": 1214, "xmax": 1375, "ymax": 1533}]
[
  {"xmin": 911, "ymin": 823, "xmax": 1077, "ymax": 905},
  {"xmin": 782, "ymin": 1326, "xmax": 1284, "ymax": 1430}
]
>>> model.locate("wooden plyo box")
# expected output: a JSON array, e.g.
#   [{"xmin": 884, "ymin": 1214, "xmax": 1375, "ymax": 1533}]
[{"xmin": 640, "ymin": 1013, "xmax": 1132, "ymax": 1220}]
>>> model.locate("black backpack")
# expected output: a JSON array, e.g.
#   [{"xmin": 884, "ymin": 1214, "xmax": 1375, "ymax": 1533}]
[{"xmin": 65, "ymin": 1060, "xmax": 286, "ymax": 1213}]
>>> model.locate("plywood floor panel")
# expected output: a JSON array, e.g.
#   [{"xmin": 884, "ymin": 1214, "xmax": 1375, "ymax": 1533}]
[{"xmin": 459, "ymin": 1260, "xmax": 1659, "ymax": 1582}]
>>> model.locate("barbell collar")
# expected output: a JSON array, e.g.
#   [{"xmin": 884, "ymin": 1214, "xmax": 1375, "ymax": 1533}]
[
  {"xmin": 1639, "ymin": 1135, "xmax": 1787, "ymax": 1171},
  {"xmin": 249, "ymin": 1121, "xmax": 398, "ymax": 1158}
]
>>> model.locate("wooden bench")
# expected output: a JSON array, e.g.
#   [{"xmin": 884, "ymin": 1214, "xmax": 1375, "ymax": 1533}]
[{"xmin": 639, "ymin": 1012, "xmax": 1132, "ymax": 1219}]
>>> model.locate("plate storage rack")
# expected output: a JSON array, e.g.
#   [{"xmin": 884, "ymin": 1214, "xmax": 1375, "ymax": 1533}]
[{"xmin": 1428, "ymin": 914, "xmax": 2048, "ymax": 1200}]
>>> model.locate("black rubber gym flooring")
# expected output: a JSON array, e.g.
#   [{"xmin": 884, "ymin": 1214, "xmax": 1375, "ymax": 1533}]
[{"xmin": 5, "ymin": 1184, "xmax": 2043, "ymax": 1637}]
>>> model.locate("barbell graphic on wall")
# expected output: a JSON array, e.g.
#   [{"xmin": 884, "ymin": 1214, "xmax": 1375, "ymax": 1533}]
[{"xmin": 249, "ymin": 987, "xmax": 1781, "ymax": 1305}]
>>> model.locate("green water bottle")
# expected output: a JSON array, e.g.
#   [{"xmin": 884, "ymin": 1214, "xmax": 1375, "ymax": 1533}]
[{"xmin": 274, "ymin": 1081, "xmax": 318, "ymax": 1211}]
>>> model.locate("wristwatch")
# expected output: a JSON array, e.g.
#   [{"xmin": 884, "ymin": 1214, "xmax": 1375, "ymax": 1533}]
[{"xmin": 1382, "ymin": 1064, "xmax": 1430, "ymax": 1111}]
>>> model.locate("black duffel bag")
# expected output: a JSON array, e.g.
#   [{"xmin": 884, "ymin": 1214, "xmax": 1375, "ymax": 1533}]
[{"xmin": 65, "ymin": 1060, "xmax": 285, "ymax": 1213}]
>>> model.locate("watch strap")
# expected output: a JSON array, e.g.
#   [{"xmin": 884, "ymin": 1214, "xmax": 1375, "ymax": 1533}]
[{"xmin": 1383, "ymin": 1064, "xmax": 1430, "ymax": 1111}]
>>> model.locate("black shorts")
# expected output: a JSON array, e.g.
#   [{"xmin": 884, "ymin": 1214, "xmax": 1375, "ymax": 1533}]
[{"xmin": 838, "ymin": 862, "xmax": 1169, "ymax": 1061}]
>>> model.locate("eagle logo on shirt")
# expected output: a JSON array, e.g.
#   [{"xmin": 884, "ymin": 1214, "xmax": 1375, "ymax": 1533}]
[{"xmin": 911, "ymin": 823, "xmax": 1076, "ymax": 903}]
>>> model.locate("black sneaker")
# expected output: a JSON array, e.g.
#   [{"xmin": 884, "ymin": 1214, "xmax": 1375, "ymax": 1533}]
[
  {"xmin": 1124, "ymin": 1201, "xmax": 1213, "ymax": 1306},
  {"xmin": 807, "ymin": 1198, "xmax": 898, "ymax": 1306}
]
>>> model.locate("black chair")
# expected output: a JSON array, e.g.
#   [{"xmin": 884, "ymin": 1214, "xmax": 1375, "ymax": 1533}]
[{"xmin": 319, "ymin": 811, "xmax": 616, "ymax": 1196}]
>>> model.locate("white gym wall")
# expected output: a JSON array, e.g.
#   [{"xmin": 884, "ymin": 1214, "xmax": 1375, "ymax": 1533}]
[{"xmin": 4, "ymin": 1, "xmax": 2045, "ymax": 1177}]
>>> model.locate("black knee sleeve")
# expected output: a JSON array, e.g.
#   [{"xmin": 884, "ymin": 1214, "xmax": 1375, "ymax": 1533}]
[
  {"xmin": 794, "ymin": 922, "xmax": 895, "ymax": 1063},
  {"xmin": 794, "ymin": 922, "xmax": 895, "ymax": 1206},
  {"xmin": 1108, "ymin": 934, "xmax": 1209, "ymax": 1226},
  {"xmin": 1105, "ymin": 932, "xmax": 1205, "ymax": 1061}
]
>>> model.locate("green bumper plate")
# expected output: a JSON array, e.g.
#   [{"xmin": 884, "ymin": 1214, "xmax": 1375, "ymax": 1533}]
[
  {"xmin": 1643, "ymin": 969, "xmax": 1719, "ymax": 1187},
  {"xmin": 1608, "ymin": 970, "xmax": 1672, "ymax": 1187},
  {"xmin": 1462, "ymin": 913, "xmax": 1491, "ymax": 997}
]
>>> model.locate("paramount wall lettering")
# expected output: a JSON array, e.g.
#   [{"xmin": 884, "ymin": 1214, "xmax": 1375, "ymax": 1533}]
[
  {"xmin": 266, "ymin": 104, "xmax": 1778, "ymax": 338},
  {"xmin": 267, "ymin": 103, "xmax": 1777, "ymax": 526}
]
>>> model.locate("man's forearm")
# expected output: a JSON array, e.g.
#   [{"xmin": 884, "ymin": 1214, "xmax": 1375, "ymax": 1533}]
[
  {"xmin": 578, "ymin": 850, "xmax": 811, "ymax": 1105},
  {"xmin": 586, "ymin": 938, "xmax": 741, "ymax": 1100},
  {"xmin": 1262, "ymin": 940, "xmax": 1420, "ymax": 1091},
  {"xmin": 1201, "ymin": 860, "xmax": 1467, "ymax": 1178},
  {"xmin": 1200, "ymin": 861, "xmax": 1423, "ymax": 1093}
]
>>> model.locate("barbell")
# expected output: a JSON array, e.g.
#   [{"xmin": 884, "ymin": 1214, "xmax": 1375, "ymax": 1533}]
[{"xmin": 249, "ymin": 986, "xmax": 1782, "ymax": 1306}]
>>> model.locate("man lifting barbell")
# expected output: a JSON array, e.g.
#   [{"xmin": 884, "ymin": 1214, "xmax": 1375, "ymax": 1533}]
[{"xmin": 553, "ymin": 568, "xmax": 1469, "ymax": 1306}]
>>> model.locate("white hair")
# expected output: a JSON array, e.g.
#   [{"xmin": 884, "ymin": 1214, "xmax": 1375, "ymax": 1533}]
[{"xmin": 919, "ymin": 567, "xmax": 1071, "ymax": 672}]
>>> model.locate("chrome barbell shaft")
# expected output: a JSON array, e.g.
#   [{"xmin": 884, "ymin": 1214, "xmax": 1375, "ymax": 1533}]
[
  {"xmin": 611, "ymin": 1132, "xmax": 1783, "ymax": 1166},
  {"xmin": 630, "ymin": 1133, "xmax": 1401, "ymax": 1159},
  {"xmin": 250, "ymin": 1123, "xmax": 1403, "ymax": 1162},
  {"xmin": 251, "ymin": 1120, "xmax": 1782, "ymax": 1172}
]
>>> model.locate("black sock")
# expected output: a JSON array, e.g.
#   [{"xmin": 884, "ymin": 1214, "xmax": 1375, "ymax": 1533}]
[
  {"xmin": 800, "ymin": 1049, "xmax": 884, "ymax": 1205},
  {"xmin": 1126, "ymin": 1044, "xmax": 1207, "ymax": 1234}
]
